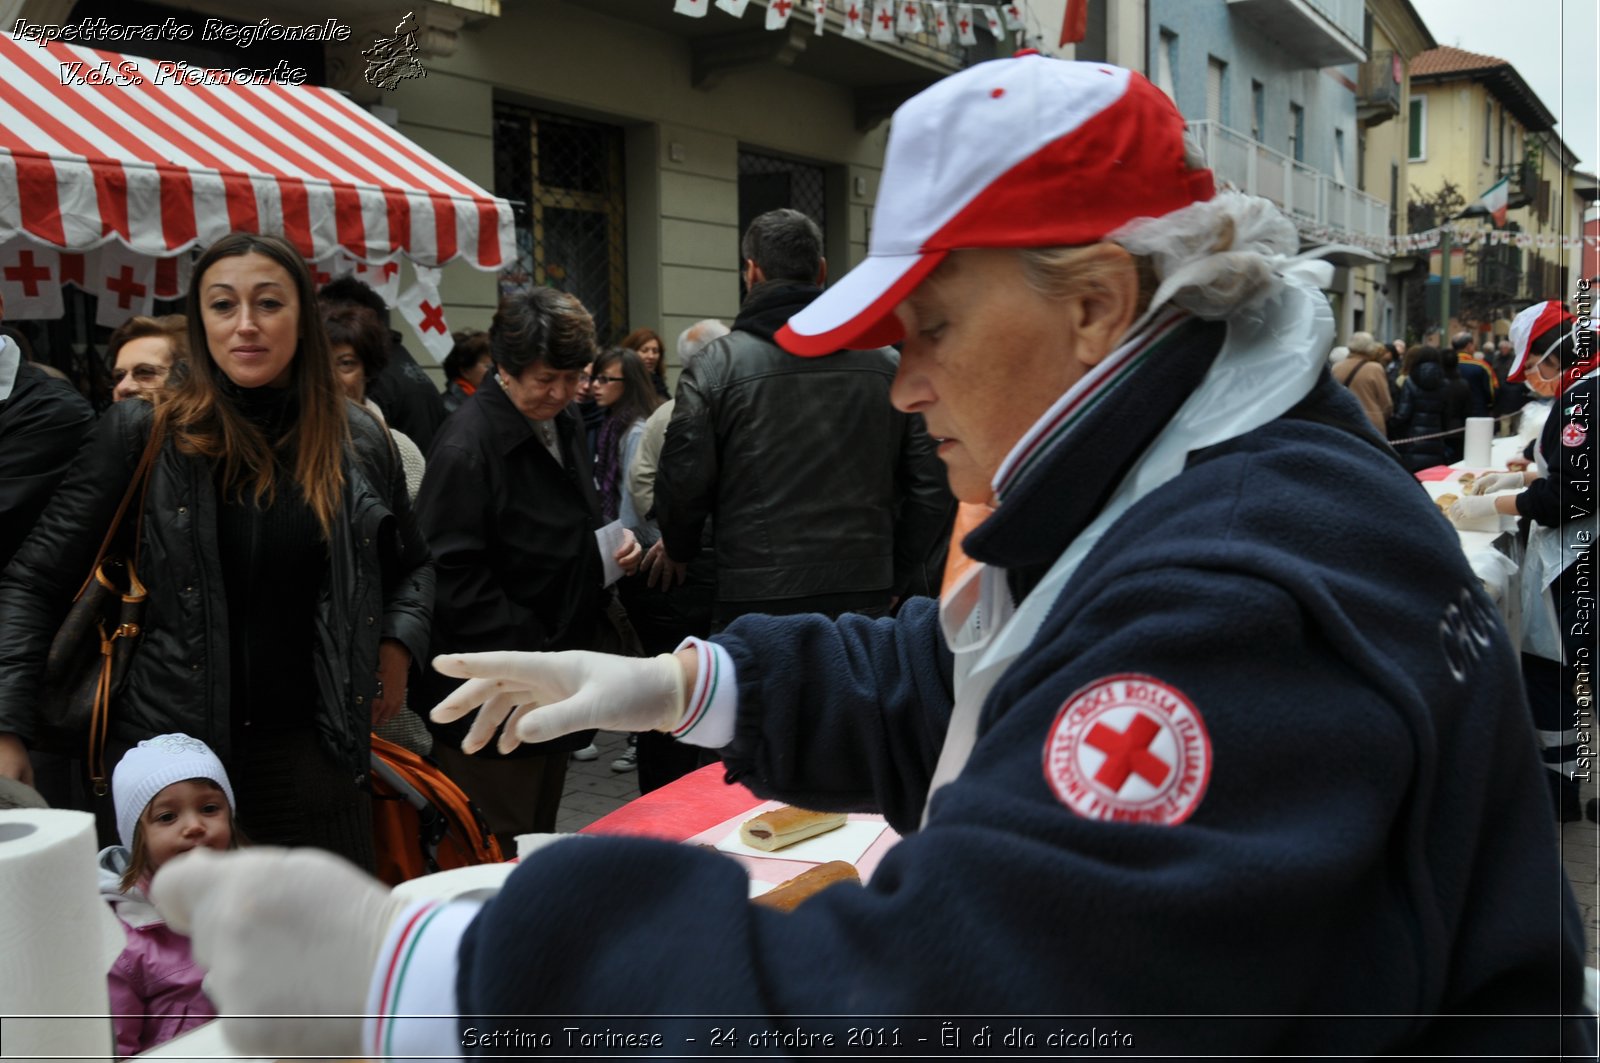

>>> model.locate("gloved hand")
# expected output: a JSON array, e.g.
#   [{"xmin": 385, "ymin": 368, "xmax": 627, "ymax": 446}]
[
  {"xmin": 431, "ymin": 650, "xmax": 689, "ymax": 754},
  {"xmin": 1448, "ymin": 493, "xmax": 1499, "ymax": 525},
  {"xmin": 1469, "ymin": 471, "xmax": 1527, "ymax": 495},
  {"xmin": 151, "ymin": 847, "xmax": 408, "ymax": 1059}
]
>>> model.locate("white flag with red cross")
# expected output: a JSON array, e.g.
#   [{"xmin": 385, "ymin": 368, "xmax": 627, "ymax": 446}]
[
  {"xmin": 91, "ymin": 243, "xmax": 155, "ymax": 328},
  {"xmin": 673, "ymin": 0, "xmax": 710, "ymax": 16},
  {"xmin": 1002, "ymin": 0, "xmax": 1026, "ymax": 30},
  {"xmin": 715, "ymin": 0, "xmax": 751, "ymax": 17},
  {"xmin": 843, "ymin": 0, "xmax": 868, "ymax": 37},
  {"xmin": 811, "ymin": 0, "xmax": 827, "ymax": 34},
  {"xmin": 929, "ymin": 2, "xmax": 952, "ymax": 44},
  {"xmin": 766, "ymin": 0, "xmax": 796, "ymax": 29},
  {"xmin": 152, "ymin": 254, "xmax": 190, "ymax": 302},
  {"xmin": 0, "ymin": 246, "xmax": 64, "ymax": 320},
  {"xmin": 870, "ymin": 0, "xmax": 898, "ymax": 39},
  {"xmin": 352, "ymin": 258, "xmax": 403, "ymax": 308},
  {"xmin": 980, "ymin": 4, "xmax": 1004, "ymax": 37},
  {"xmin": 954, "ymin": 3, "xmax": 978, "ymax": 43},
  {"xmin": 396, "ymin": 266, "xmax": 452, "ymax": 363},
  {"xmin": 897, "ymin": 0, "xmax": 924, "ymax": 34}
]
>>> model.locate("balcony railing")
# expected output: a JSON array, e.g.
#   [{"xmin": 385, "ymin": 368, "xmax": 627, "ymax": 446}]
[
  {"xmin": 1356, "ymin": 50, "xmax": 1401, "ymax": 125},
  {"xmin": 1225, "ymin": 0, "xmax": 1365, "ymax": 67},
  {"xmin": 1186, "ymin": 120, "xmax": 1391, "ymax": 240}
]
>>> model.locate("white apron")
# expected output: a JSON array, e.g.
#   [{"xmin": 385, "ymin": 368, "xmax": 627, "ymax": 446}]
[
  {"xmin": 1518, "ymin": 368, "xmax": 1600, "ymax": 663},
  {"xmin": 922, "ymin": 269, "xmax": 1335, "ymax": 824}
]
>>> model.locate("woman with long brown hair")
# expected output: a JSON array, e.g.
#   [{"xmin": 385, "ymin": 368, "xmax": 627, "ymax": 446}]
[
  {"xmin": 620, "ymin": 326, "xmax": 670, "ymax": 399},
  {"xmin": 0, "ymin": 232, "xmax": 434, "ymax": 868}
]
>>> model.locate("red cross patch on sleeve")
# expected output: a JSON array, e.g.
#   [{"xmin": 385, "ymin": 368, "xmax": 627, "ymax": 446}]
[{"xmin": 1043, "ymin": 674, "xmax": 1212, "ymax": 825}]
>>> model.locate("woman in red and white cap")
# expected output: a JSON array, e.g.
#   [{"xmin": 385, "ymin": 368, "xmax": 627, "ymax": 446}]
[
  {"xmin": 149, "ymin": 56, "xmax": 1589, "ymax": 1056},
  {"xmin": 1456, "ymin": 299, "xmax": 1596, "ymax": 820}
]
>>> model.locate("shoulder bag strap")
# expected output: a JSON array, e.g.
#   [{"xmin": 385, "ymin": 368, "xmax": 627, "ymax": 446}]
[{"xmin": 73, "ymin": 417, "xmax": 164, "ymax": 598}]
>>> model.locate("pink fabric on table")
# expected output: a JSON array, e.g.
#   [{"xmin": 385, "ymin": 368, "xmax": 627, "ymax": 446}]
[{"xmin": 578, "ymin": 763, "xmax": 758, "ymax": 841}]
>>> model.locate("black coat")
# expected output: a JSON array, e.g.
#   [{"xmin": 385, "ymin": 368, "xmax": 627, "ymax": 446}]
[
  {"xmin": 368, "ymin": 336, "xmax": 447, "ymax": 454},
  {"xmin": 415, "ymin": 374, "xmax": 606, "ymax": 755},
  {"xmin": 655, "ymin": 282, "xmax": 952, "ymax": 609},
  {"xmin": 0, "ymin": 358, "xmax": 93, "ymax": 572},
  {"xmin": 0, "ymin": 398, "xmax": 435, "ymax": 780},
  {"xmin": 1391, "ymin": 361, "xmax": 1452, "ymax": 472}
]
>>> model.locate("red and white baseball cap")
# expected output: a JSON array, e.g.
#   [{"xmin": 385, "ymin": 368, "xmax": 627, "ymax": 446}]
[
  {"xmin": 776, "ymin": 53, "xmax": 1214, "ymax": 356},
  {"xmin": 1506, "ymin": 299, "xmax": 1576, "ymax": 382}
]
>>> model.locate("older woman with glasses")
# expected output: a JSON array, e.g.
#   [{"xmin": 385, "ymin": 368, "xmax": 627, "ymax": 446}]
[{"xmin": 1454, "ymin": 301, "xmax": 1596, "ymax": 820}]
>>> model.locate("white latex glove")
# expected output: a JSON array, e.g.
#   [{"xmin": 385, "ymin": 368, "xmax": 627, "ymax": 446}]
[
  {"xmin": 151, "ymin": 847, "xmax": 408, "ymax": 1060},
  {"xmin": 1469, "ymin": 471, "xmax": 1527, "ymax": 495},
  {"xmin": 431, "ymin": 650, "xmax": 688, "ymax": 754},
  {"xmin": 1448, "ymin": 493, "xmax": 1500, "ymax": 525}
]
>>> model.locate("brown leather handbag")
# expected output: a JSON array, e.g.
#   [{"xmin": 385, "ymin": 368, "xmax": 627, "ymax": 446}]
[{"xmin": 37, "ymin": 424, "xmax": 162, "ymax": 793}]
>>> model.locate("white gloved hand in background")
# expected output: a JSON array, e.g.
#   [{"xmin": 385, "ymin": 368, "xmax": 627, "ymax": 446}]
[
  {"xmin": 431, "ymin": 650, "xmax": 688, "ymax": 754},
  {"xmin": 1448, "ymin": 494, "xmax": 1500, "ymax": 525},
  {"xmin": 152, "ymin": 847, "xmax": 407, "ymax": 1059},
  {"xmin": 1469, "ymin": 471, "xmax": 1528, "ymax": 495}
]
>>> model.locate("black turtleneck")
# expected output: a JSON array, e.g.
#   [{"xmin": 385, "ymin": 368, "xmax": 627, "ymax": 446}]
[{"xmin": 213, "ymin": 383, "xmax": 326, "ymax": 738}]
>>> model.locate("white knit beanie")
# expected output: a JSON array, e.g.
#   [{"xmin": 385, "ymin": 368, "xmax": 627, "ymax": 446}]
[{"xmin": 113, "ymin": 733, "xmax": 236, "ymax": 850}]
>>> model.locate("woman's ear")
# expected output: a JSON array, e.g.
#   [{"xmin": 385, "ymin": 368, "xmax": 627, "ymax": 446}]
[{"xmin": 1064, "ymin": 243, "xmax": 1140, "ymax": 370}]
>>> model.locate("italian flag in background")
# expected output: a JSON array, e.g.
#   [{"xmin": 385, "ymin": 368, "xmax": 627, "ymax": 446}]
[{"xmin": 1475, "ymin": 176, "xmax": 1510, "ymax": 227}]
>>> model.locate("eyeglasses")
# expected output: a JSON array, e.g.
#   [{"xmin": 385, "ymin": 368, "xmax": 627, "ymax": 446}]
[{"xmin": 592, "ymin": 375, "xmax": 625, "ymax": 385}]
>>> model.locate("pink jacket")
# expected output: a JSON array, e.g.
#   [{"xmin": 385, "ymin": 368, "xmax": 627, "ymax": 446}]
[{"xmin": 98, "ymin": 847, "xmax": 216, "ymax": 1059}]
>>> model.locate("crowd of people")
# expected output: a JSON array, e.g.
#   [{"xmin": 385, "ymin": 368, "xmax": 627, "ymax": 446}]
[{"xmin": 0, "ymin": 52, "xmax": 1590, "ymax": 1058}]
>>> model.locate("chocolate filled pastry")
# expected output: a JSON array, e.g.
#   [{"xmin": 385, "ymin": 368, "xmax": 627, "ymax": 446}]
[
  {"xmin": 739, "ymin": 805, "xmax": 847, "ymax": 851},
  {"xmin": 753, "ymin": 861, "xmax": 860, "ymax": 911}
]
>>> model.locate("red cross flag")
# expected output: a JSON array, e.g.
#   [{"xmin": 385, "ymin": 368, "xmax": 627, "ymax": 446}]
[
  {"xmin": 673, "ymin": 0, "xmax": 709, "ymax": 16},
  {"xmin": 980, "ymin": 4, "xmax": 1004, "ymax": 38},
  {"xmin": 897, "ymin": 0, "xmax": 924, "ymax": 34},
  {"xmin": 843, "ymin": 0, "xmax": 868, "ymax": 37},
  {"xmin": 811, "ymin": 0, "xmax": 827, "ymax": 34},
  {"xmin": 91, "ymin": 244, "xmax": 154, "ymax": 328},
  {"xmin": 870, "ymin": 0, "xmax": 898, "ymax": 40},
  {"xmin": 396, "ymin": 265, "xmax": 452, "ymax": 363},
  {"xmin": 766, "ymin": 0, "xmax": 795, "ymax": 29},
  {"xmin": 929, "ymin": 2, "xmax": 952, "ymax": 45},
  {"xmin": 715, "ymin": 0, "xmax": 751, "ymax": 17},
  {"xmin": 0, "ymin": 247, "xmax": 64, "ymax": 320},
  {"xmin": 352, "ymin": 258, "xmax": 403, "ymax": 309},
  {"xmin": 955, "ymin": 3, "xmax": 977, "ymax": 44},
  {"xmin": 1002, "ymin": 0, "xmax": 1026, "ymax": 30},
  {"xmin": 152, "ymin": 254, "xmax": 191, "ymax": 302}
]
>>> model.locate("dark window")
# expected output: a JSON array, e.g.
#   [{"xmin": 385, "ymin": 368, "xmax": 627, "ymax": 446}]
[
  {"xmin": 736, "ymin": 151, "xmax": 827, "ymax": 294},
  {"xmin": 493, "ymin": 104, "xmax": 628, "ymax": 342}
]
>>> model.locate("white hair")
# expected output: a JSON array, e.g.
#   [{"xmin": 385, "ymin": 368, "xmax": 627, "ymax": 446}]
[
  {"xmin": 677, "ymin": 318, "xmax": 730, "ymax": 369},
  {"xmin": 1110, "ymin": 189, "xmax": 1300, "ymax": 321}
]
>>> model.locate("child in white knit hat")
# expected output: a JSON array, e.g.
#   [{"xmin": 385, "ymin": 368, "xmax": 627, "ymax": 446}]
[{"xmin": 98, "ymin": 734, "xmax": 244, "ymax": 1059}]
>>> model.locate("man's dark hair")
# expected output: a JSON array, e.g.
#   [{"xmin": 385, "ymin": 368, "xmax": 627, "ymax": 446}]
[
  {"xmin": 1451, "ymin": 332, "xmax": 1474, "ymax": 353},
  {"xmin": 318, "ymin": 276, "xmax": 389, "ymax": 321},
  {"xmin": 490, "ymin": 287, "xmax": 595, "ymax": 376},
  {"xmin": 443, "ymin": 329, "xmax": 491, "ymax": 383},
  {"xmin": 740, "ymin": 208, "xmax": 823, "ymax": 284}
]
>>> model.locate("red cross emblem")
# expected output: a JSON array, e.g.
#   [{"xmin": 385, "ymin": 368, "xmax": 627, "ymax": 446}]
[
  {"xmin": 958, "ymin": 16, "xmax": 969, "ymax": 33},
  {"xmin": 105, "ymin": 265, "xmax": 148, "ymax": 309},
  {"xmin": 418, "ymin": 301, "xmax": 447, "ymax": 334},
  {"xmin": 877, "ymin": 7, "xmax": 894, "ymax": 29},
  {"xmin": 1043, "ymin": 674, "xmax": 1211, "ymax": 826},
  {"xmin": 1007, "ymin": 4, "xmax": 1020, "ymax": 20},
  {"xmin": 4, "ymin": 251, "xmax": 52, "ymax": 297},
  {"xmin": 904, "ymin": 2, "xmax": 917, "ymax": 15},
  {"xmin": 773, "ymin": 0, "xmax": 791, "ymax": 16},
  {"xmin": 847, "ymin": 3, "xmax": 860, "ymax": 23},
  {"xmin": 1563, "ymin": 421, "xmax": 1587, "ymax": 448},
  {"xmin": 312, "ymin": 266, "xmax": 333, "ymax": 287}
]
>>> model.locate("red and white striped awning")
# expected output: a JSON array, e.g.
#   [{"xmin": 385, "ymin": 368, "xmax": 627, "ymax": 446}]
[{"xmin": 0, "ymin": 32, "xmax": 514, "ymax": 271}]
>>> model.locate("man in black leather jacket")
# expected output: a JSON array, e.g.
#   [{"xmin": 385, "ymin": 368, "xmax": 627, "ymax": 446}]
[{"xmin": 652, "ymin": 209, "xmax": 952, "ymax": 626}]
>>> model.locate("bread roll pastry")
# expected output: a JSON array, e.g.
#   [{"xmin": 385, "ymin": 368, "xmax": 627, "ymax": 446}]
[
  {"xmin": 752, "ymin": 861, "xmax": 860, "ymax": 911},
  {"xmin": 738, "ymin": 806, "xmax": 847, "ymax": 851}
]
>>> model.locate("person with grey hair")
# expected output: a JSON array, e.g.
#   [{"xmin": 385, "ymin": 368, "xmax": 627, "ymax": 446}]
[
  {"xmin": 1331, "ymin": 330, "xmax": 1392, "ymax": 435},
  {"xmin": 626, "ymin": 319, "xmax": 730, "ymax": 526},
  {"xmin": 151, "ymin": 56, "xmax": 1586, "ymax": 1057}
]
